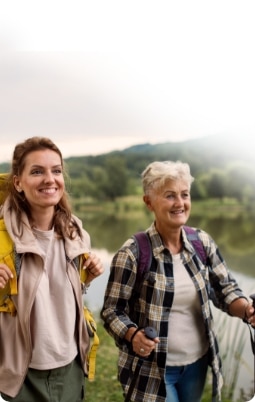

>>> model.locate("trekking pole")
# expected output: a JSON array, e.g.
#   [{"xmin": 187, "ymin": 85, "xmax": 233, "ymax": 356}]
[
  {"xmin": 124, "ymin": 326, "xmax": 158, "ymax": 402},
  {"xmin": 249, "ymin": 294, "xmax": 255, "ymax": 395}
]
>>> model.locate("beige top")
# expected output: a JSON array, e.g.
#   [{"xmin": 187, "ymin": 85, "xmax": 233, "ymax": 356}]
[
  {"xmin": 166, "ymin": 253, "xmax": 209, "ymax": 366},
  {"xmin": 29, "ymin": 228, "xmax": 78, "ymax": 369}
]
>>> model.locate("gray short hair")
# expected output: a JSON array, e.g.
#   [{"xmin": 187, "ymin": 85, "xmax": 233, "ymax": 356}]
[{"xmin": 141, "ymin": 161, "xmax": 194, "ymax": 195}]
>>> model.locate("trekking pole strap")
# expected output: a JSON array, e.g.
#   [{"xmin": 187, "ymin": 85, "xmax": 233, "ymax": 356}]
[
  {"xmin": 246, "ymin": 323, "xmax": 255, "ymax": 355},
  {"xmin": 124, "ymin": 358, "xmax": 143, "ymax": 402},
  {"xmin": 248, "ymin": 293, "xmax": 255, "ymax": 355}
]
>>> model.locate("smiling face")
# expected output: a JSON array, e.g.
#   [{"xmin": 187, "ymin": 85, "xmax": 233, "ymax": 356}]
[
  {"xmin": 143, "ymin": 179, "xmax": 191, "ymax": 233},
  {"xmin": 13, "ymin": 149, "xmax": 65, "ymax": 216}
]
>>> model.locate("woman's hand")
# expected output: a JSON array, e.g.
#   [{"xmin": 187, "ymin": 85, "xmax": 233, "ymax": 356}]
[
  {"xmin": 82, "ymin": 253, "xmax": 104, "ymax": 284},
  {"xmin": 245, "ymin": 303, "xmax": 255, "ymax": 327},
  {"xmin": 229, "ymin": 298, "xmax": 255, "ymax": 327},
  {"xmin": 126, "ymin": 328, "xmax": 160, "ymax": 357},
  {"xmin": 0, "ymin": 264, "xmax": 13, "ymax": 289}
]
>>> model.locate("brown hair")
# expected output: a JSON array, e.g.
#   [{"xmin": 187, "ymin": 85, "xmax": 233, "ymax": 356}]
[{"xmin": 7, "ymin": 136, "xmax": 82, "ymax": 239}]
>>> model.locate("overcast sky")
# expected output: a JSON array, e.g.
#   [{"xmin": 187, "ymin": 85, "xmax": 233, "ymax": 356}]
[{"xmin": 0, "ymin": 0, "xmax": 254, "ymax": 162}]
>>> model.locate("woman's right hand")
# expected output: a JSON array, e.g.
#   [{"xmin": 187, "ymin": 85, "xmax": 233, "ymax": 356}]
[
  {"xmin": 126, "ymin": 327, "xmax": 160, "ymax": 357},
  {"xmin": 0, "ymin": 264, "xmax": 13, "ymax": 289}
]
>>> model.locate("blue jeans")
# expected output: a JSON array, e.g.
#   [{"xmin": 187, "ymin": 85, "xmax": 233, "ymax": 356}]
[{"xmin": 165, "ymin": 353, "xmax": 208, "ymax": 402}]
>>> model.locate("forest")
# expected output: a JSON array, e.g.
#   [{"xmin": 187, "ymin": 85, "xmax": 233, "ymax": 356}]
[{"xmin": 0, "ymin": 134, "xmax": 254, "ymax": 205}]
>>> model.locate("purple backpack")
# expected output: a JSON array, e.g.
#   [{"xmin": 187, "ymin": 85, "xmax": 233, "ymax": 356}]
[{"xmin": 133, "ymin": 226, "xmax": 208, "ymax": 286}]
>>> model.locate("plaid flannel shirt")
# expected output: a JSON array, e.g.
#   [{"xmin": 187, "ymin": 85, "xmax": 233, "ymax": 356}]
[{"xmin": 101, "ymin": 222, "xmax": 246, "ymax": 402}]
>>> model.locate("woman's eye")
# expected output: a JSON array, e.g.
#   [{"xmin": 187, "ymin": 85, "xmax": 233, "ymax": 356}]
[{"xmin": 31, "ymin": 169, "xmax": 43, "ymax": 175}]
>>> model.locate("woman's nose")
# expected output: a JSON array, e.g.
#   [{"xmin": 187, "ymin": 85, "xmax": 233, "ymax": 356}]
[
  {"xmin": 44, "ymin": 171, "xmax": 55, "ymax": 182},
  {"xmin": 174, "ymin": 195, "xmax": 183, "ymax": 205}
]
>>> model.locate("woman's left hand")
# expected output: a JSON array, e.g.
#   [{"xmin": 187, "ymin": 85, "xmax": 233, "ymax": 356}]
[{"xmin": 83, "ymin": 253, "xmax": 104, "ymax": 284}]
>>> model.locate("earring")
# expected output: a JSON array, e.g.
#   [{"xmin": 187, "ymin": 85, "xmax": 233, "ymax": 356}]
[{"xmin": 16, "ymin": 187, "xmax": 22, "ymax": 193}]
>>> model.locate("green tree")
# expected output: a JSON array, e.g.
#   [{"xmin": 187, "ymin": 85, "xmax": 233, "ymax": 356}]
[
  {"xmin": 225, "ymin": 163, "xmax": 255, "ymax": 202},
  {"xmin": 205, "ymin": 169, "xmax": 226, "ymax": 200},
  {"xmin": 191, "ymin": 179, "xmax": 207, "ymax": 200},
  {"xmin": 98, "ymin": 157, "xmax": 129, "ymax": 201}
]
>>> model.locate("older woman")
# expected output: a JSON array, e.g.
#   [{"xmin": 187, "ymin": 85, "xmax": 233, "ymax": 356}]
[
  {"xmin": 101, "ymin": 160, "xmax": 255, "ymax": 402},
  {"xmin": 0, "ymin": 137, "xmax": 104, "ymax": 402}
]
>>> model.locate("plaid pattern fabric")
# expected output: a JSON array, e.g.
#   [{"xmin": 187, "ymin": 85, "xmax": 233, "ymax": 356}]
[{"xmin": 101, "ymin": 222, "xmax": 246, "ymax": 402}]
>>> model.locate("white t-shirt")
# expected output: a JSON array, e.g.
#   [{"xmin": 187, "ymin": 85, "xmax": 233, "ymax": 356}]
[{"xmin": 166, "ymin": 253, "xmax": 209, "ymax": 366}]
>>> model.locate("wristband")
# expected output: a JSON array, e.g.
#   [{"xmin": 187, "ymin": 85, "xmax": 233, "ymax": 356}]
[
  {"xmin": 130, "ymin": 327, "xmax": 141, "ymax": 344},
  {"xmin": 243, "ymin": 302, "xmax": 250, "ymax": 323}
]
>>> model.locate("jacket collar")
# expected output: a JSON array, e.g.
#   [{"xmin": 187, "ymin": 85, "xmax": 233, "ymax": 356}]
[{"xmin": 2, "ymin": 197, "xmax": 91, "ymax": 259}]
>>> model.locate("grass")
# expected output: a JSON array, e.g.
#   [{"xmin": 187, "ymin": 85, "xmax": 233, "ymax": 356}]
[{"xmin": 85, "ymin": 321, "xmax": 123, "ymax": 401}]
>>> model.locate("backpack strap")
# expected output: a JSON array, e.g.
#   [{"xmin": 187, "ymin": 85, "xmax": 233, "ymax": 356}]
[
  {"xmin": 133, "ymin": 228, "xmax": 220, "ymax": 308},
  {"xmin": 83, "ymin": 305, "xmax": 100, "ymax": 381},
  {"xmin": 184, "ymin": 225, "xmax": 221, "ymax": 306},
  {"xmin": 70, "ymin": 253, "xmax": 100, "ymax": 381},
  {"xmin": 133, "ymin": 227, "xmax": 209, "ymax": 288},
  {"xmin": 132, "ymin": 231, "xmax": 152, "ymax": 284},
  {"xmin": 0, "ymin": 173, "xmax": 9, "ymax": 205},
  {"xmin": 133, "ymin": 227, "xmax": 208, "ymax": 276},
  {"xmin": 183, "ymin": 225, "xmax": 208, "ymax": 265},
  {"xmin": 0, "ymin": 218, "xmax": 19, "ymax": 315}
]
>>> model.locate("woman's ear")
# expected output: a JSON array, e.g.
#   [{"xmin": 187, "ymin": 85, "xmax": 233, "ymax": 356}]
[
  {"xmin": 143, "ymin": 195, "xmax": 153, "ymax": 211},
  {"xmin": 13, "ymin": 175, "xmax": 22, "ymax": 193}
]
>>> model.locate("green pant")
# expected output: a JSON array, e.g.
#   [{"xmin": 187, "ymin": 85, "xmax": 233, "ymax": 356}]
[{"xmin": 1, "ymin": 356, "xmax": 85, "ymax": 402}]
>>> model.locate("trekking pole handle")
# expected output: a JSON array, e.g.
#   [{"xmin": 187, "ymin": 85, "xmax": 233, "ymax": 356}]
[{"xmin": 144, "ymin": 326, "xmax": 158, "ymax": 340}]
